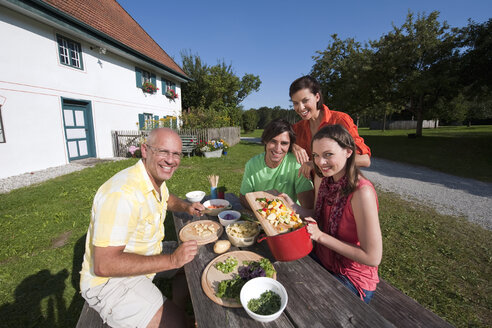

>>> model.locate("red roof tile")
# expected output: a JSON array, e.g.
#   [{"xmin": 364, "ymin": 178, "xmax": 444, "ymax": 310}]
[{"xmin": 41, "ymin": 0, "xmax": 187, "ymax": 77}]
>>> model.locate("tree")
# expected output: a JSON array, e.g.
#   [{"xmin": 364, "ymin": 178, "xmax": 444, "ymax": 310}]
[
  {"xmin": 456, "ymin": 19, "xmax": 492, "ymax": 124},
  {"xmin": 180, "ymin": 51, "xmax": 261, "ymax": 112},
  {"xmin": 377, "ymin": 11, "xmax": 457, "ymax": 136},
  {"xmin": 180, "ymin": 50, "xmax": 208, "ymax": 110},
  {"xmin": 458, "ymin": 19, "xmax": 492, "ymax": 97}
]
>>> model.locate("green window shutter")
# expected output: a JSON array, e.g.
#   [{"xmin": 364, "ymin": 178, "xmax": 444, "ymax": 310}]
[
  {"xmin": 154, "ymin": 115, "xmax": 159, "ymax": 129},
  {"xmin": 138, "ymin": 113, "xmax": 144, "ymax": 130},
  {"xmin": 135, "ymin": 68, "xmax": 142, "ymax": 88},
  {"xmin": 161, "ymin": 78, "xmax": 167, "ymax": 95}
]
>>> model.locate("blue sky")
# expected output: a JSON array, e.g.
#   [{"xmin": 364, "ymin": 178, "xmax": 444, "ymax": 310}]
[{"xmin": 117, "ymin": 0, "xmax": 491, "ymax": 110}]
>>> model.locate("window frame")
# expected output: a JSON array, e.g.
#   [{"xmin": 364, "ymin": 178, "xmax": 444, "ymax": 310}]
[{"xmin": 56, "ymin": 34, "xmax": 84, "ymax": 70}]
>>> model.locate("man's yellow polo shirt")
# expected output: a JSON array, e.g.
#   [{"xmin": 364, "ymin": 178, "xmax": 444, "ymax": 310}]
[{"xmin": 80, "ymin": 160, "xmax": 169, "ymax": 290}]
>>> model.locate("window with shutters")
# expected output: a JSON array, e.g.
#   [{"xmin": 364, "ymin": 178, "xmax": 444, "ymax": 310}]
[
  {"xmin": 135, "ymin": 67, "xmax": 156, "ymax": 92},
  {"xmin": 162, "ymin": 79, "xmax": 176, "ymax": 94},
  {"xmin": 56, "ymin": 34, "xmax": 83, "ymax": 69}
]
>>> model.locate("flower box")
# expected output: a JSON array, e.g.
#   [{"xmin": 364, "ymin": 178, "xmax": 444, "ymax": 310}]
[{"xmin": 203, "ymin": 149, "xmax": 223, "ymax": 158}]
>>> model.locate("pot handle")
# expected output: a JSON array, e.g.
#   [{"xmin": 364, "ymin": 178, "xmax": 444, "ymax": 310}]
[{"xmin": 257, "ymin": 233, "xmax": 267, "ymax": 243}]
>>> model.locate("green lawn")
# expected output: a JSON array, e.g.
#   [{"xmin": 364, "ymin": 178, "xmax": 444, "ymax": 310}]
[
  {"xmin": 0, "ymin": 130, "xmax": 491, "ymax": 327},
  {"xmin": 359, "ymin": 125, "xmax": 492, "ymax": 182}
]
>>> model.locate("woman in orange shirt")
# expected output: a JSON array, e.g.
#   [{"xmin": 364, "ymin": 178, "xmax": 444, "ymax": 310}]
[{"xmin": 289, "ymin": 76, "xmax": 371, "ymax": 190}]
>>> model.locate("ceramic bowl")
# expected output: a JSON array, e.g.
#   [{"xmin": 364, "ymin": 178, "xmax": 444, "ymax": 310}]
[
  {"xmin": 185, "ymin": 190, "xmax": 206, "ymax": 203},
  {"xmin": 240, "ymin": 277, "xmax": 288, "ymax": 322},
  {"xmin": 225, "ymin": 221, "xmax": 260, "ymax": 247},
  {"xmin": 218, "ymin": 210, "xmax": 241, "ymax": 226},
  {"xmin": 202, "ymin": 199, "xmax": 231, "ymax": 216}
]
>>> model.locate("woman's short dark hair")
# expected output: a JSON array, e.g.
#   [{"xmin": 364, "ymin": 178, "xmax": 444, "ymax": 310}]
[
  {"xmin": 261, "ymin": 118, "xmax": 296, "ymax": 152},
  {"xmin": 289, "ymin": 75, "xmax": 324, "ymax": 110},
  {"xmin": 311, "ymin": 124, "xmax": 361, "ymax": 196}
]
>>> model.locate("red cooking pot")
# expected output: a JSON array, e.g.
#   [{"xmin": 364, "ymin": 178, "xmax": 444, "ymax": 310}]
[{"xmin": 257, "ymin": 225, "xmax": 313, "ymax": 262}]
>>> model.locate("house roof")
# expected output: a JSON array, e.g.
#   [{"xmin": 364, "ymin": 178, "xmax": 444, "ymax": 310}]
[{"xmin": 40, "ymin": 0, "xmax": 188, "ymax": 79}]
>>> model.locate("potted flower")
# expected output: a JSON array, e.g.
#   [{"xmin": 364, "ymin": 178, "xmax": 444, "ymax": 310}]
[
  {"xmin": 142, "ymin": 81, "xmax": 158, "ymax": 94},
  {"xmin": 196, "ymin": 138, "xmax": 229, "ymax": 158},
  {"xmin": 127, "ymin": 145, "xmax": 142, "ymax": 158},
  {"xmin": 165, "ymin": 88, "xmax": 179, "ymax": 100}
]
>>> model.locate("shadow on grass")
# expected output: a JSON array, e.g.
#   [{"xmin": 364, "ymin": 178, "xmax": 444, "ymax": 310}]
[{"xmin": 0, "ymin": 235, "xmax": 87, "ymax": 327}]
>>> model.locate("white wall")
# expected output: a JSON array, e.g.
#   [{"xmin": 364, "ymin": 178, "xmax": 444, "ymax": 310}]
[{"xmin": 0, "ymin": 6, "xmax": 182, "ymax": 179}]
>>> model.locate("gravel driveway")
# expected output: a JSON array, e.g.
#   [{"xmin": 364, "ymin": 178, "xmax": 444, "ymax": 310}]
[
  {"xmin": 361, "ymin": 158, "xmax": 492, "ymax": 231},
  {"xmin": 1, "ymin": 149, "xmax": 491, "ymax": 231}
]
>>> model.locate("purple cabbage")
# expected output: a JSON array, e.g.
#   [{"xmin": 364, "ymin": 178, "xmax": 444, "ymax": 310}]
[{"xmin": 239, "ymin": 263, "xmax": 266, "ymax": 280}]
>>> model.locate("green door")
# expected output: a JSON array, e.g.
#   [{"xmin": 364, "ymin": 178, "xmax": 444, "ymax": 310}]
[{"xmin": 61, "ymin": 98, "xmax": 96, "ymax": 161}]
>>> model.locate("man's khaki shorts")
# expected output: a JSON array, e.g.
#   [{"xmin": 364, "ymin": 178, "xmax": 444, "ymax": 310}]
[
  {"xmin": 81, "ymin": 241, "xmax": 179, "ymax": 327},
  {"xmin": 82, "ymin": 275, "xmax": 164, "ymax": 328}
]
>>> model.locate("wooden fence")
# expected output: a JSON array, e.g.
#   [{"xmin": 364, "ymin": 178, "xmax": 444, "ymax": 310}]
[
  {"xmin": 370, "ymin": 120, "xmax": 439, "ymax": 130},
  {"xmin": 111, "ymin": 127, "xmax": 240, "ymax": 157}
]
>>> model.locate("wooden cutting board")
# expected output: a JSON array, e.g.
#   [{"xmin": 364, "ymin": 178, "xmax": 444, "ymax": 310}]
[
  {"xmin": 245, "ymin": 191, "xmax": 297, "ymax": 236},
  {"xmin": 201, "ymin": 250, "xmax": 277, "ymax": 308},
  {"xmin": 179, "ymin": 220, "xmax": 223, "ymax": 245}
]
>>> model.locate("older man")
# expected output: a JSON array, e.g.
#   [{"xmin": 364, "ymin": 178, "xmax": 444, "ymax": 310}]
[
  {"xmin": 240, "ymin": 118, "xmax": 314, "ymax": 210},
  {"xmin": 80, "ymin": 128, "xmax": 204, "ymax": 328}
]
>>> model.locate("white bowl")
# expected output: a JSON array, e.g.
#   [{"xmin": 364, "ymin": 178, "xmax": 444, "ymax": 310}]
[
  {"xmin": 202, "ymin": 199, "xmax": 231, "ymax": 216},
  {"xmin": 240, "ymin": 277, "xmax": 288, "ymax": 322},
  {"xmin": 186, "ymin": 190, "xmax": 206, "ymax": 203},
  {"xmin": 218, "ymin": 210, "xmax": 241, "ymax": 226},
  {"xmin": 225, "ymin": 221, "xmax": 260, "ymax": 247}
]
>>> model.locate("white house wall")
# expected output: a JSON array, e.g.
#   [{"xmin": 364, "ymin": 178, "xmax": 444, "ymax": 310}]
[{"xmin": 0, "ymin": 6, "xmax": 182, "ymax": 179}]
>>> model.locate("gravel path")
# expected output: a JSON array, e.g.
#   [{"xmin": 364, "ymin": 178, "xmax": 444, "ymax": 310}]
[
  {"xmin": 1, "ymin": 147, "xmax": 491, "ymax": 231},
  {"xmin": 0, "ymin": 158, "xmax": 124, "ymax": 194},
  {"xmin": 361, "ymin": 158, "xmax": 492, "ymax": 231}
]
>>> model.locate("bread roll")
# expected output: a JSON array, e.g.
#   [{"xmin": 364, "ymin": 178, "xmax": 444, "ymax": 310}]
[{"xmin": 213, "ymin": 240, "xmax": 231, "ymax": 254}]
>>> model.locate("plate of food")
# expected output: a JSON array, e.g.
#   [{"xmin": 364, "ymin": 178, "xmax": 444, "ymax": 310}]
[
  {"xmin": 245, "ymin": 191, "xmax": 304, "ymax": 236},
  {"xmin": 179, "ymin": 220, "xmax": 223, "ymax": 245},
  {"xmin": 201, "ymin": 250, "xmax": 277, "ymax": 308}
]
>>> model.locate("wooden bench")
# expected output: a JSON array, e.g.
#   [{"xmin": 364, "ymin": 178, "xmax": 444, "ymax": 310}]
[
  {"xmin": 179, "ymin": 134, "xmax": 196, "ymax": 157},
  {"xmin": 75, "ymin": 301, "xmax": 109, "ymax": 328},
  {"xmin": 370, "ymin": 279, "xmax": 453, "ymax": 327}
]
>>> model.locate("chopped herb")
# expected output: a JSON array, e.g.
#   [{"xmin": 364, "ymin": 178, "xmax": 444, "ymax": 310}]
[
  {"xmin": 247, "ymin": 290, "xmax": 281, "ymax": 315},
  {"xmin": 215, "ymin": 257, "xmax": 238, "ymax": 273}
]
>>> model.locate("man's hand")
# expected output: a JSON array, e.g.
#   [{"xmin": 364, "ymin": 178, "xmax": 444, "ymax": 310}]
[
  {"xmin": 298, "ymin": 161, "xmax": 314, "ymax": 179},
  {"xmin": 169, "ymin": 240, "xmax": 198, "ymax": 268},
  {"xmin": 187, "ymin": 202, "xmax": 205, "ymax": 217},
  {"xmin": 292, "ymin": 143, "xmax": 309, "ymax": 165}
]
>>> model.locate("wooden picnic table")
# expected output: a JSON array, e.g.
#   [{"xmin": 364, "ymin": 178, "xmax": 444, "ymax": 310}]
[{"xmin": 173, "ymin": 193, "xmax": 395, "ymax": 328}]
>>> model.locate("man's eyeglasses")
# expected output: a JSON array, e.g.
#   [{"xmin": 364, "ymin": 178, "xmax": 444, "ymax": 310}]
[{"xmin": 145, "ymin": 144, "xmax": 182, "ymax": 160}]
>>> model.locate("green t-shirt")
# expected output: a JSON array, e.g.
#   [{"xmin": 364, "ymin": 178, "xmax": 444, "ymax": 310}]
[{"xmin": 240, "ymin": 152, "xmax": 313, "ymax": 203}]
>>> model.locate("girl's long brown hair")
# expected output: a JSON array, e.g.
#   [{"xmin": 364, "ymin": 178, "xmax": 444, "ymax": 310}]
[{"xmin": 312, "ymin": 124, "xmax": 361, "ymax": 196}]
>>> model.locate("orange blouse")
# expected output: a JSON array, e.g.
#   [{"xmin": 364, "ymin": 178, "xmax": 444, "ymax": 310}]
[{"xmin": 292, "ymin": 104, "xmax": 371, "ymax": 158}]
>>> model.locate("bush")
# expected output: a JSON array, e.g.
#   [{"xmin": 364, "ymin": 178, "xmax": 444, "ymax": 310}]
[
  {"xmin": 181, "ymin": 106, "xmax": 234, "ymax": 129},
  {"xmin": 242, "ymin": 109, "xmax": 258, "ymax": 132}
]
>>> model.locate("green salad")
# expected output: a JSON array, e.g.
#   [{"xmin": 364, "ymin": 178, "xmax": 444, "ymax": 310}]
[{"xmin": 215, "ymin": 257, "xmax": 276, "ymax": 301}]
